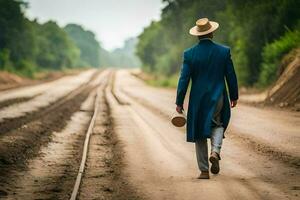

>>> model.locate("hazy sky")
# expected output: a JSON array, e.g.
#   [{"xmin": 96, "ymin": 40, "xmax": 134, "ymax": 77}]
[{"xmin": 25, "ymin": 0, "xmax": 163, "ymax": 50}]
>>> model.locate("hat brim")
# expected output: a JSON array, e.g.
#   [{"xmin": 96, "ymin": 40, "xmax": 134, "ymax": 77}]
[
  {"xmin": 171, "ymin": 116, "xmax": 186, "ymax": 127},
  {"xmin": 189, "ymin": 21, "xmax": 219, "ymax": 36}
]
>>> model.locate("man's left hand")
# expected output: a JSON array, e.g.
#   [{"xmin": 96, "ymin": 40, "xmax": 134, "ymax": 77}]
[{"xmin": 176, "ymin": 105, "xmax": 183, "ymax": 113}]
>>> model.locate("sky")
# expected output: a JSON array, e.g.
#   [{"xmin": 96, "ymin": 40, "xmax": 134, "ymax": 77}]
[{"xmin": 25, "ymin": 0, "xmax": 163, "ymax": 50}]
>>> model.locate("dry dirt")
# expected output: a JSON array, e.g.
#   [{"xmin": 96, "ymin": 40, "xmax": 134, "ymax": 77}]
[
  {"xmin": 0, "ymin": 69, "xmax": 141, "ymax": 199},
  {"xmin": 0, "ymin": 70, "xmax": 101, "ymax": 198},
  {"xmin": 78, "ymin": 73, "xmax": 143, "ymax": 200},
  {"xmin": 0, "ymin": 68, "xmax": 299, "ymax": 200},
  {"xmin": 109, "ymin": 69, "xmax": 300, "ymax": 200},
  {"xmin": 0, "ymin": 69, "xmax": 83, "ymax": 92}
]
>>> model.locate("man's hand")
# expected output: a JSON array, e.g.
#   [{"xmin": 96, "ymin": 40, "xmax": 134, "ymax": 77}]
[
  {"xmin": 231, "ymin": 100, "xmax": 238, "ymax": 108},
  {"xmin": 176, "ymin": 105, "xmax": 183, "ymax": 113}
]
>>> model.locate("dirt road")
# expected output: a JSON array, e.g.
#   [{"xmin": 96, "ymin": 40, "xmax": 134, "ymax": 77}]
[
  {"xmin": 0, "ymin": 69, "xmax": 299, "ymax": 199},
  {"xmin": 110, "ymin": 70, "xmax": 300, "ymax": 200}
]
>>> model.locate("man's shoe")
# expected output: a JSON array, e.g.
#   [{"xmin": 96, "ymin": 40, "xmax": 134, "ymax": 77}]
[
  {"xmin": 209, "ymin": 152, "xmax": 220, "ymax": 174},
  {"xmin": 198, "ymin": 171, "xmax": 210, "ymax": 179}
]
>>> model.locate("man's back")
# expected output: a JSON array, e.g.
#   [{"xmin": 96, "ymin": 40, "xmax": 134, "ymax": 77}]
[
  {"xmin": 184, "ymin": 39, "xmax": 229, "ymax": 87},
  {"xmin": 176, "ymin": 38, "xmax": 238, "ymax": 141}
]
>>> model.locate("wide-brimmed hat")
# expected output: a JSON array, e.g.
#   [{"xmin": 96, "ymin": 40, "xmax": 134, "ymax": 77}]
[{"xmin": 189, "ymin": 18, "xmax": 219, "ymax": 36}]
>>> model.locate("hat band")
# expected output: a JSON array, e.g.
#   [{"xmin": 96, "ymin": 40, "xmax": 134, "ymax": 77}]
[{"xmin": 197, "ymin": 22, "xmax": 212, "ymax": 32}]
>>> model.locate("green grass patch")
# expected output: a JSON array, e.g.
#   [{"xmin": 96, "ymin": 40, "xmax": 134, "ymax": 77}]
[
  {"xmin": 133, "ymin": 71, "xmax": 179, "ymax": 88},
  {"xmin": 145, "ymin": 75, "xmax": 179, "ymax": 88},
  {"xmin": 257, "ymin": 29, "xmax": 300, "ymax": 87}
]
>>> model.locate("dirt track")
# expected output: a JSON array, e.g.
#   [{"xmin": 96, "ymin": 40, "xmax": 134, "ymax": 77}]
[
  {"xmin": 0, "ymin": 69, "xmax": 299, "ymax": 199},
  {"xmin": 110, "ymin": 70, "xmax": 300, "ymax": 200}
]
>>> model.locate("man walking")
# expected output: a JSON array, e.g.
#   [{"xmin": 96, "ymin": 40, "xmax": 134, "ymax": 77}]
[{"xmin": 175, "ymin": 18, "xmax": 239, "ymax": 179}]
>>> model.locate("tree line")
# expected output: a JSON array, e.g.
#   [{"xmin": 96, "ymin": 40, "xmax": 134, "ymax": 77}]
[
  {"xmin": 0, "ymin": 0, "xmax": 100, "ymax": 77},
  {"xmin": 136, "ymin": 0, "xmax": 300, "ymax": 87},
  {"xmin": 0, "ymin": 0, "xmax": 139, "ymax": 78}
]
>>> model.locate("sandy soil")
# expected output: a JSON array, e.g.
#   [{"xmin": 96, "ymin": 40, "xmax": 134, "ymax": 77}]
[
  {"xmin": 0, "ymin": 69, "xmax": 140, "ymax": 199},
  {"xmin": 0, "ymin": 70, "xmax": 96, "ymax": 123},
  {"xmin": 78, "ymin": 73, "xmax": 142, "ymax": 200},
  {"xmin": 108, "ymin": 69, "xmax": 300, "ymax": 200},
  {"xmin": 2, "ymin": 90, "xmax": 96, "ymax": 199},
  {"xmin": 0, "ymin": 70, "xmax": 102, "ymax": 197},
  {"xmin": 118, "ymin": 70, "xmax": 300, "ymax": 166},
  {"xmin": 0, "ymin": 69, "xmax": 83, "ymax": 92},
  {"xmin": 0, "ymin": 68, "xmax": 299, "ymax": 200}
]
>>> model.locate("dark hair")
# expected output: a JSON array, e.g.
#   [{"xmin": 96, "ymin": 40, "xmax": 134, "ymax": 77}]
[{"xmin": 198, "ymin": 32, "xmax": 213, "ymax": 40}]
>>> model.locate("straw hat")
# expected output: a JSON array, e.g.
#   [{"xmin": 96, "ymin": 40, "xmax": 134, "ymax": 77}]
[
  {"xmin": 171, "ymin": 111, "xmax": 187, "ymax": 127},
  {"xmin": 189, "ymin": 18, "xmax": 219, "ymax": 36}
]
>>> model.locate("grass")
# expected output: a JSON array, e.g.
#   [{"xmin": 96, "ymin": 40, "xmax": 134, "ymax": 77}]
[
  {"xmin": 132, "ymin": 71, "xmax": 179, "ymax": 88},
  {"xmin": 145, "ymin": 75, "xmax": 178, "ymax": 88}
]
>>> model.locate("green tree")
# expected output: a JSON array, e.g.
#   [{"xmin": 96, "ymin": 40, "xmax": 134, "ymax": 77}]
[
  {"xmin": 136, "ymin": 0, "xmax": 300, "ymax": 87},
  {"xmin": 64, "ymin": 24, "xmax": 100, "ymax": 67},
  {"xmin": 0, "ymin": 0, "xmax": 37, "ymax": 76},
  {"xmin": 0, "ymin": 0, "xmax": 83, "ymax": 76},
  {"xmin": 136, "ymin": 21, "xmax": 168, "ymax": 73},
  {"xmin": 226, "ymin": 0, "xmax": 300, "ymax": 85},
  {"xmin": 34, "ymin": 21, "xmax": 80, "ymax": 70}
]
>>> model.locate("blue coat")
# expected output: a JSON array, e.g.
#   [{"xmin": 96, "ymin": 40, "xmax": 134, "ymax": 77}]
[{"xmin": 176, "ymin": 39, "xmax": 239, "ymax": 142}]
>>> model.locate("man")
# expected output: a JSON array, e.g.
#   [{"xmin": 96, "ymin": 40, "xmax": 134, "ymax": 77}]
[{"xmin": 175, "ymin": 18, "xmax": 238, "ymax": 179}]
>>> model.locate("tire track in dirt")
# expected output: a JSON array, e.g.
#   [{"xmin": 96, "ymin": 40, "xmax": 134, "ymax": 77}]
[
  {"xmin": 0, "ymin": 89, "xmax": 98, "ymax": 199},
  {"xmin": 119, "ymin": 87, "xmax": 300, "ymax": 169},
  {"xmin": 77, "ymin": 71, "xmax": 143, "ymax": 200},
  {"xmin": 0, "ymin": 70, "xmax": 106, "ymax": 197},
  {"xmin": 0, "ymin": 70, "xmax": 101, "ymax": 134},
  {"xmin": 113, "ymin": 77, "xmax": 299, "ymax": 199},
  {"xmin": 0, "ymin": 70, "xmax": 112, "ymax": 199},
  {"xmin": 0, "ymin": 82, "xmax": 94, "ymax": 164},
  {"xmin": 0, "ymin": 93, "xmax": 42, "ymax": 110},
  {"xmin": 0, "ymin": 69, "xmax": 142, "ymax": 199}
]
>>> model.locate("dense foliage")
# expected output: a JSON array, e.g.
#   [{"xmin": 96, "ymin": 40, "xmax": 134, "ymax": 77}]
[
  {"xmin": 0, "ymin": 0, "xmax": 140, "ymax": 77},
  {"xmin": 258, "ymin": 29, "xmax": 300, "ymax": 87},
  {"xmin": 136, "ymin": 0, "xmax": 300, "ymax": 87},
  {"xmin": 0, "ymin": 0, "xmax": 83, "ymax": 77},
  {"xmin": 34, "ymin": 21, "xmax": 80, "ymax": 70},
  {"xmin": 64, "ymin": 24, "xmax": 101, "ymax": 67}
]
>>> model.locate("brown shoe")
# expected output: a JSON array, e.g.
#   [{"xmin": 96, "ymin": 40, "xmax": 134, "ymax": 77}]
[
  {"xmin": 209, "ymin": 152, "xmax": 220, "ymax": 174},
  {"xmin": 198, "ymin": 171, "xmax": 210, "ymax": 179}
]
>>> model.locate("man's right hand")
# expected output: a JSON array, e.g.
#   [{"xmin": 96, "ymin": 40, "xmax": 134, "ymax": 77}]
[{"xmin": 231, "ymin": 100, "xmax": 238, "ymax": 108}]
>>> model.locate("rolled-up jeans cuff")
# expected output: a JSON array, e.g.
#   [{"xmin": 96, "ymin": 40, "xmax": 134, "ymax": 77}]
[{"xmin": 211, "ymin": 147, "xmax": 221, "ymax": 154}]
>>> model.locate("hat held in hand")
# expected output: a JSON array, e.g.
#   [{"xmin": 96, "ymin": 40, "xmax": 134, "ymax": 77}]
[{"xmin": 171, "ymin": 111, "xmax": 186, "ymax": 127}]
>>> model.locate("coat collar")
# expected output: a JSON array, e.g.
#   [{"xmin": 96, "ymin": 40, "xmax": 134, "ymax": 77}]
[{"xmin": 198, "ymin": 38, "xmax": 213, "ymax": 44}]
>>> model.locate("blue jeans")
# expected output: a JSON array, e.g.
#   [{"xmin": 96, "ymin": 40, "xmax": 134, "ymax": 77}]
[{"xmin": 195, "ymin": 126, "xmax": 224, "ymax": 172}]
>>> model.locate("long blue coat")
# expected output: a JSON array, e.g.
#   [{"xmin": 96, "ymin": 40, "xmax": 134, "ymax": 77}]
[{"xmin": 176, "ymin": 39, "xmax": 239, "ymax": 142}]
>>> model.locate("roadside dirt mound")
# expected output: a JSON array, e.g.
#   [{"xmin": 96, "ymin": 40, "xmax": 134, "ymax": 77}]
[
  {"xmin": 266, "ymin": 49, "xmax": 300, "ymax": 110},
  {"xmin": 0, "ymin": 71, "xmax": 28, "ymax": 90},
  {"xmin": 0, "ymin": 71, "xmax": 36, "ymax": 91},
  {"xmin": 0, "ymin": 69, "xmax": 83, "ymax": 91}
]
